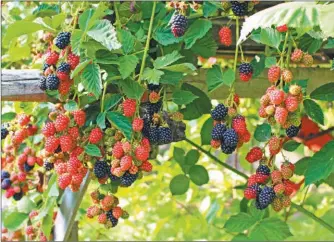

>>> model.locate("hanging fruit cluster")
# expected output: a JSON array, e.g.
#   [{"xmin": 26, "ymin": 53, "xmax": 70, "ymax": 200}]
[{"xmin": 24, "ymin": 210, "xmax": 57, "ymax": 241}]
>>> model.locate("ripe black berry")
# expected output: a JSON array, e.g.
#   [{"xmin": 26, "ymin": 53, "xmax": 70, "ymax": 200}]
[
  {"xmin": 106, "ymin": 211, "xmax": 118, "ymax": 227},
  {"xmin": 256, "ymin": 164, "xmax": 271, "ymax": 176},
  {"xmin": 55, "ymin": 32, "xmax": 71, "ymax": 49},
  {"xmin": 249, "ymin": 184, "xmax": 261, "ymax": 194},
  {"xmin": 24, "ymin": 163, "xmax": 34, "ymax": 172},
  {"xmin": 231, "ymin": 1, "xmax": 248, "ymax": 16},
  {"xmin": 1, "ymin": 178, "xmax": 11, "ymax": 190},
  {"xmin": 147, "ymin": 84, "xmax": 161, "ymax": 92},
  {"xmin": 158, "ymin": 127, "xmax": 172, "ymax": 145},
  {"xmin": 147, "ymin": 101, "xmax": 163, "ymax": 116},
  {"xmin": 149, "ymin": 126, "xmax": 159, "ymax": 145},
  {"xmin": 222, "ymin": 128, "xmax": 238, "ymax": 147},
  {"xmin": 211, "ymin": 104, "xmax": 228, "ymax": 121},
  {"xmin": 239, "ymin": 62, "xmax": 253, "ymax": 75},
  {"xmin": 120, "ymin": 172, "xmax": 138, "ymax": 187},
  {"xmin": 286, "ymin": 125, "xmax": 300, "ymax": 138},
  {"xmin": 1, "ymin": 170, "xmax": 10, "ymax": 181},
  {"xmin": 256, "ymin": 186, "xmax": 275, "ymax": 210},
  {"xmin": 57, "ymin": 62, "xmax": 71, "ymax": 74},
  {"xmin": 211, "ymin": 123, "xmax": 226, "ymax": 140},
  {"xmin": 1, "ymin": 127, "xmax": 9, "ymax": 139},
  {"xmin": 39, "ymin": 76, "xmax": 47, "ymax": 91},
  {"xmin": 142, "ymin": 118, "xmax": 151, "ymax": 138},
  {"xmin": 221, "ymin": 143, "xmax": 237, "ymax": 154},
  {"xmin": 94, "ymin": 160, "xmax": 109, "ymax": 179},
  {"xmin": 44, "ymin": 161, "xmax": 54, "ymax": 171},
  {"xmin": 170, "ymin": 14, "xmax": 188, "ymax": 37},
  {"xmin": 13, "ymin": 191, "xmax": 23, "ymax": 201},
  {"xmin": 46, "ymin": 74, "xmax": 60, "ymax": 90}
]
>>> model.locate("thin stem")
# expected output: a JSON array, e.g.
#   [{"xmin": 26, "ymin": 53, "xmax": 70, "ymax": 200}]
[
  {"xmin": 114, "ymin": 2, "xmax": 121, "ymax": 30},
  {"xmin": 291, "ymin": 203, "xmax": 334, "ymax": 234},
  {"xmin": 101, "ymin": 81, "xmax": 108, "ymax": 113},
  {"xmin": 301, "ymin": 185, "xmax": 310, "ymax": 205},
  {"xmin": 286, "ymin": 39, "xmax": 292, "ymax": 68},
  {"xmin": 184, "ymin": 138, "xmax": 248, "ymax": 179},
  {"xmin": 138, "ymin": 1, "xmax": 157, "ymax": 84},
  {"xmin": 233, "ymin": 17, "xmax": 240, "ymax": 72}
]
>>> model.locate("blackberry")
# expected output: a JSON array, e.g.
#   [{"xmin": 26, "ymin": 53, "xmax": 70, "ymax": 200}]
[
  {"xmin": 1, "ymin": 127, "xmax": 9, "ymax": 139},
  {"xmin": 249, "ymin": 184, "xmax": 262, "ymax": 194},
  {"xmin": 94, "ymin": 160, "xmax": 109, "ymax": 179},
  {"xmin": 13, "ymin": 191, "xmax": 23, "ymax": 201},
  {"xmin": 148, "ymin": 126, "xmax": 159, "ymax": 144},
  {"xmin": 211, "ymin": 123, "xmax": 226, "ymax": 140},
  {"xmin": 286, "ymin": 125, "xmax": 300, "ymax": 138},
  {"xmin": 158, "ymin": 127, "xmax": 173, "ymax": 145},
  {"xmin": 256, "ymin": 164, "xmax": 270, "ymax": 176},
  {"xmin": 239, "ymin": 62, "xmax": 253, "ymax": 75},
  {"xmin": 142, "ymin": 118, "xmax": 151, "ymax": 138},
  {"xmin": 1, "ymin": 178, "xmax": 11, "ymax": 190},
  {"xmin": 211, "ymin": 104, "xmax": 228, "ymax": 121},
  {"xmin": 222, "ymin": 128, "xmax": 238, "ymax": 147},
  {"xmin": 256, "ymin": 186, "xmax": 275, "ymax": 210},
  {"xmin": 24, "ymin": 163, "xmax": 34, "ymax": 172},
  {"xmin": 147, "ymin": 84, "xmax": 161, "ymax": 92},
  {"xmin": 147, "ymin": 101, "xmax": 163, "ymax": 116},
  {"xmin": 170, "ymin": 13, "xmax": 188, "ymax": 37},
  {"xmin": 231, "ymin": 1, "xmax": 248, "ymax": 16},
  {"xmin": 106, "ymin": 211, "xmax": 118, "ymax": 227},
  {"xmin": 120, "ymin": 172, "xmax": 138, "ymax": 187},
  {"xmin": 1, "ymin": 170, "xmax": 10, "ymax": 181},
  {"xmin": 44, "ymin": 161, "xmax": 54, "ymax": 171},
  {"xmin": 221, "ymin": 143, "xmax": 237, "ymax": 154},
  {"xmin": 46, "ymin": 74, "xmax": 60, "ymax": 90},
  {"xmin": 39, "ymin": 76, "xmax": 47, "ymax": 91},
  {"xmin": 55, "ymin": 32, "xmax": 71, "ymax": 49},
  {"xmin": 57, "ymin": 62, "xmax": 71, "ymax": 73}
]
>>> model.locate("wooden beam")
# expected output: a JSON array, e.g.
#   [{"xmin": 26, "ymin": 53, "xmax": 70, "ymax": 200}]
[{"xmin": 2, "ymin": 68, "xmax": 334, "ymax": 101}]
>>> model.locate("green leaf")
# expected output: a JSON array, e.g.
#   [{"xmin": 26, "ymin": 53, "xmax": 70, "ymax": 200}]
[
  {"xmin": 264, "ymin": 57, "xmax": 277, "ymax": 68},
  {"xmin": 303, "ymin": 99, "xmax": 324, "ymax": 125},
  {"xmin": 294, "ymin": 157, "xmax": 310, "ymax": 176},
  {"xmin": 70, "ymin": 29, "xmax": 83, "ymax": 56},
  {"xmin": 33, "ymin": 4, "xmax": 60, "ymax": 17},
  {"xmin": 323, "ymin": 173, "xmax": 334, "ymax": 188},
  {"xmin": 254, "ymin": 123, "xmax": 272, "ymax": 142},
  {"xmin": 3, "ymin": 20, "xmax": 48, "ymax": 45},
  {"xmin": 250, "ymin": 54, "xmax": 265, "ymax": 77},
  {"xmin": 118, "ymin": 55, "xmax": 139, "ymax": 79},
  {"xmin": 87, "ymin": 20, "xmax": 121, "ymax": 51},
  {"xmin": 119, "ymin": 29, "xmax": 135, "ymax": 55},
  {"xmin": 174, "ymin": 147, "xmax": 185, "ymax": 164},
  {"xmin": 84, "ymin": 144, "xmax": 102, "ymax": 157},
  {"xmin": 153, "ymin": 26, "xmax": 181, "ymax": 46},
  {"xmin": 184, "ymin": 19, "xmax": 212, "ymax": 49},
  {"xmin": 305, "ymin": 141, "xmax": 334, "ymax": 185},
  {"xmin": 324, "ymin": 38, "xmax": 334, "ymax": 49},
  {"xmin": 185, "ymin": 150, "xmax": 200, "ymax": 166},
  {"xmin": 81, "ymin": 62, "xmax": 102, "ymax": 98},
  {"xmin": 107, "ymin": 111, "xmax": 133, "ymax": 140},
  {"xmin": 191, "ymin": 30, "xmax": 217, "ymax": 58},
  {"xmin": 189, "ymin": 165, "xmax": 209, "ymax": 186},
  {"xmin": 142, "ymin": 68, "xmax": 164, "ymax": 85},
  {"xmin": 153, "ymin": 50, "xmax": 183, "ymax": 69},
  {"xmin": 310, "ymin": 83, "xmax": 334, "ymax": 101},
  {"xmin": 71, "ymin": 59, "xmax": 91, "ymax": 79},
  {"xmin": 223, "ymin": 68, "xmax": 236, "ymax": 87},
  {"xmin": 79, "ymin": 4, "xmax": 108, "ymax": 31},
  {"xmin": 52, "ymin": 13, "xmax": 66, "ymax": 29},
  {"xmin": 95, "ymin": 50, "xmax": 118, "ymax": 64},
  {"xmin": 206, "ymin": 65, "xmax": 223, "ymax": 92},
  {"xmin": 260, "ymin": 28, "xmax": 282, "ymax": 49},
  {"xmin": 299, "ymin": 34, "xmax": 323, "ymax": 54},
  {"xmin": 201, "ymin": 117, "xmax": 214, "ymax": 145},
  {"xmin": 1, "ymin": 112, "xmax": 17, "ymax": 122},
  {"xmin": 160, "ymin": 71, "xmax": 184, "ymax": 86},
  {"xmin": 161, "ymin": 63, "xmax": 196, "ymax": 74},
  {"xmin": 64, "ymin": 100, "xmax": 78, "ymax": 112},
  {"xmin": 169, "ymin": 174, "xmax": 190, "ymax": 195},
  {"xmin": 118, "ymin": 78, "xmax": 145, "ymax": 100},
  {"xmin": 181, "ymin": 83, "xmax": 212, "ymax": 120},
  {"xmin": 203, "ymin": 1, "xmax": 219, "ymax": 17},
  {"xmin": 232, "ymin": 234, "xmax": 250, "ymax": 241},
  {"xmin": 97, "ymin": 112, "xmax": 106, "ymax": 130},
  {"xmin": 249, "ymin": 218, "xmax": 292, "ymax": 241},
  {"xmin": 3, "ymin": 212, "xmax": 29, "ymax": 231},
  {"xmin": 283, "ymin": 140, "xmax": 301, "ymax": 152},
  {"xmin": 41, "ymin": 214, "xmax": 53, "ymax": 238},
  {"xmin": 172, "ymin": 90, "xmax": 198, "ymax": 105},
  {"xmin": 103, "ymin": 93, "xmax": 122, "ymax": 111},
  {"xmin": 17, "ymin": 197, "xmax": 37, "ymax": 214},
  {"xmin": 224, "ymin": 213, "xmax": 257, "ymax": 233},
  {"xmin": 248, "ymin": 202, "xmax": 266, "ymax": 221}
]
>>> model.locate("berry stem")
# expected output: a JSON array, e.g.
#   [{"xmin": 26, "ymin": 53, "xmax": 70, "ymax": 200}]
[
  {"xmin": 233, "ymin": 17, "xmax": 240, "ymax": 73},
  {"xmin": 101, "ymin": 81, "xmax": 108, "ymax": 113},
  {"xmin": 137, "ymin": 1, "xmax": 157, "ymax": 84},
  {"xmin": 114, "ymin": 2, "xmax": 121, "ymax": 30}
]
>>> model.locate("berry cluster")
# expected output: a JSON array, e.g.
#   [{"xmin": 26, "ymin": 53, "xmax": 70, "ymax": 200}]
[
  {"xmin": 41, "ymin": 105, "xmax": 88, "ymax": 191},
  {"xmin": 24, "ymin": 210, "xmax": 56, "ymax": 241},
  {"xmin": 218, "ymin": 26, "xmax": 232, "ymax": 47},
  {"xmin": 210, "ymin": 98, "xmax": 251, "ymax": 154},
  {"xmin": 170, "ymin": 13, "xmax": 188, "ymax": 37},
  {"xmin": 290, "ymin": 48, "xmax": 314, "ymax": 67},
  {"xmin": 39, "ymin": 32, "xmax": 79, "ymax": 96},
  {"xmin": 244, "ymin": 161, "xmax": 299, "ymax": 211},
  {"xmin": 259, "ymin": 84, "xmax": 302, "ymax": 134},
  {"xmin": 87, "ymin": 190, "xmax": 129, "ymax": 229}
]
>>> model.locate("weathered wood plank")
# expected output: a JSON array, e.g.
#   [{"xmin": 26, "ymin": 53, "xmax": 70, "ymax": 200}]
[
  {"xmin": 54, "ymin": 173, "xmax": 91, "ymax": 242},
  {"xmin": 2, "ymin": 68, "xmax": 334, "ymax": 101}
]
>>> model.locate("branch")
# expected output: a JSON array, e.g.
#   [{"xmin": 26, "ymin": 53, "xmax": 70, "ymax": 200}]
[{"xmin": 184, "ymin": 138, "xmax": 334, "ymax": 234}]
